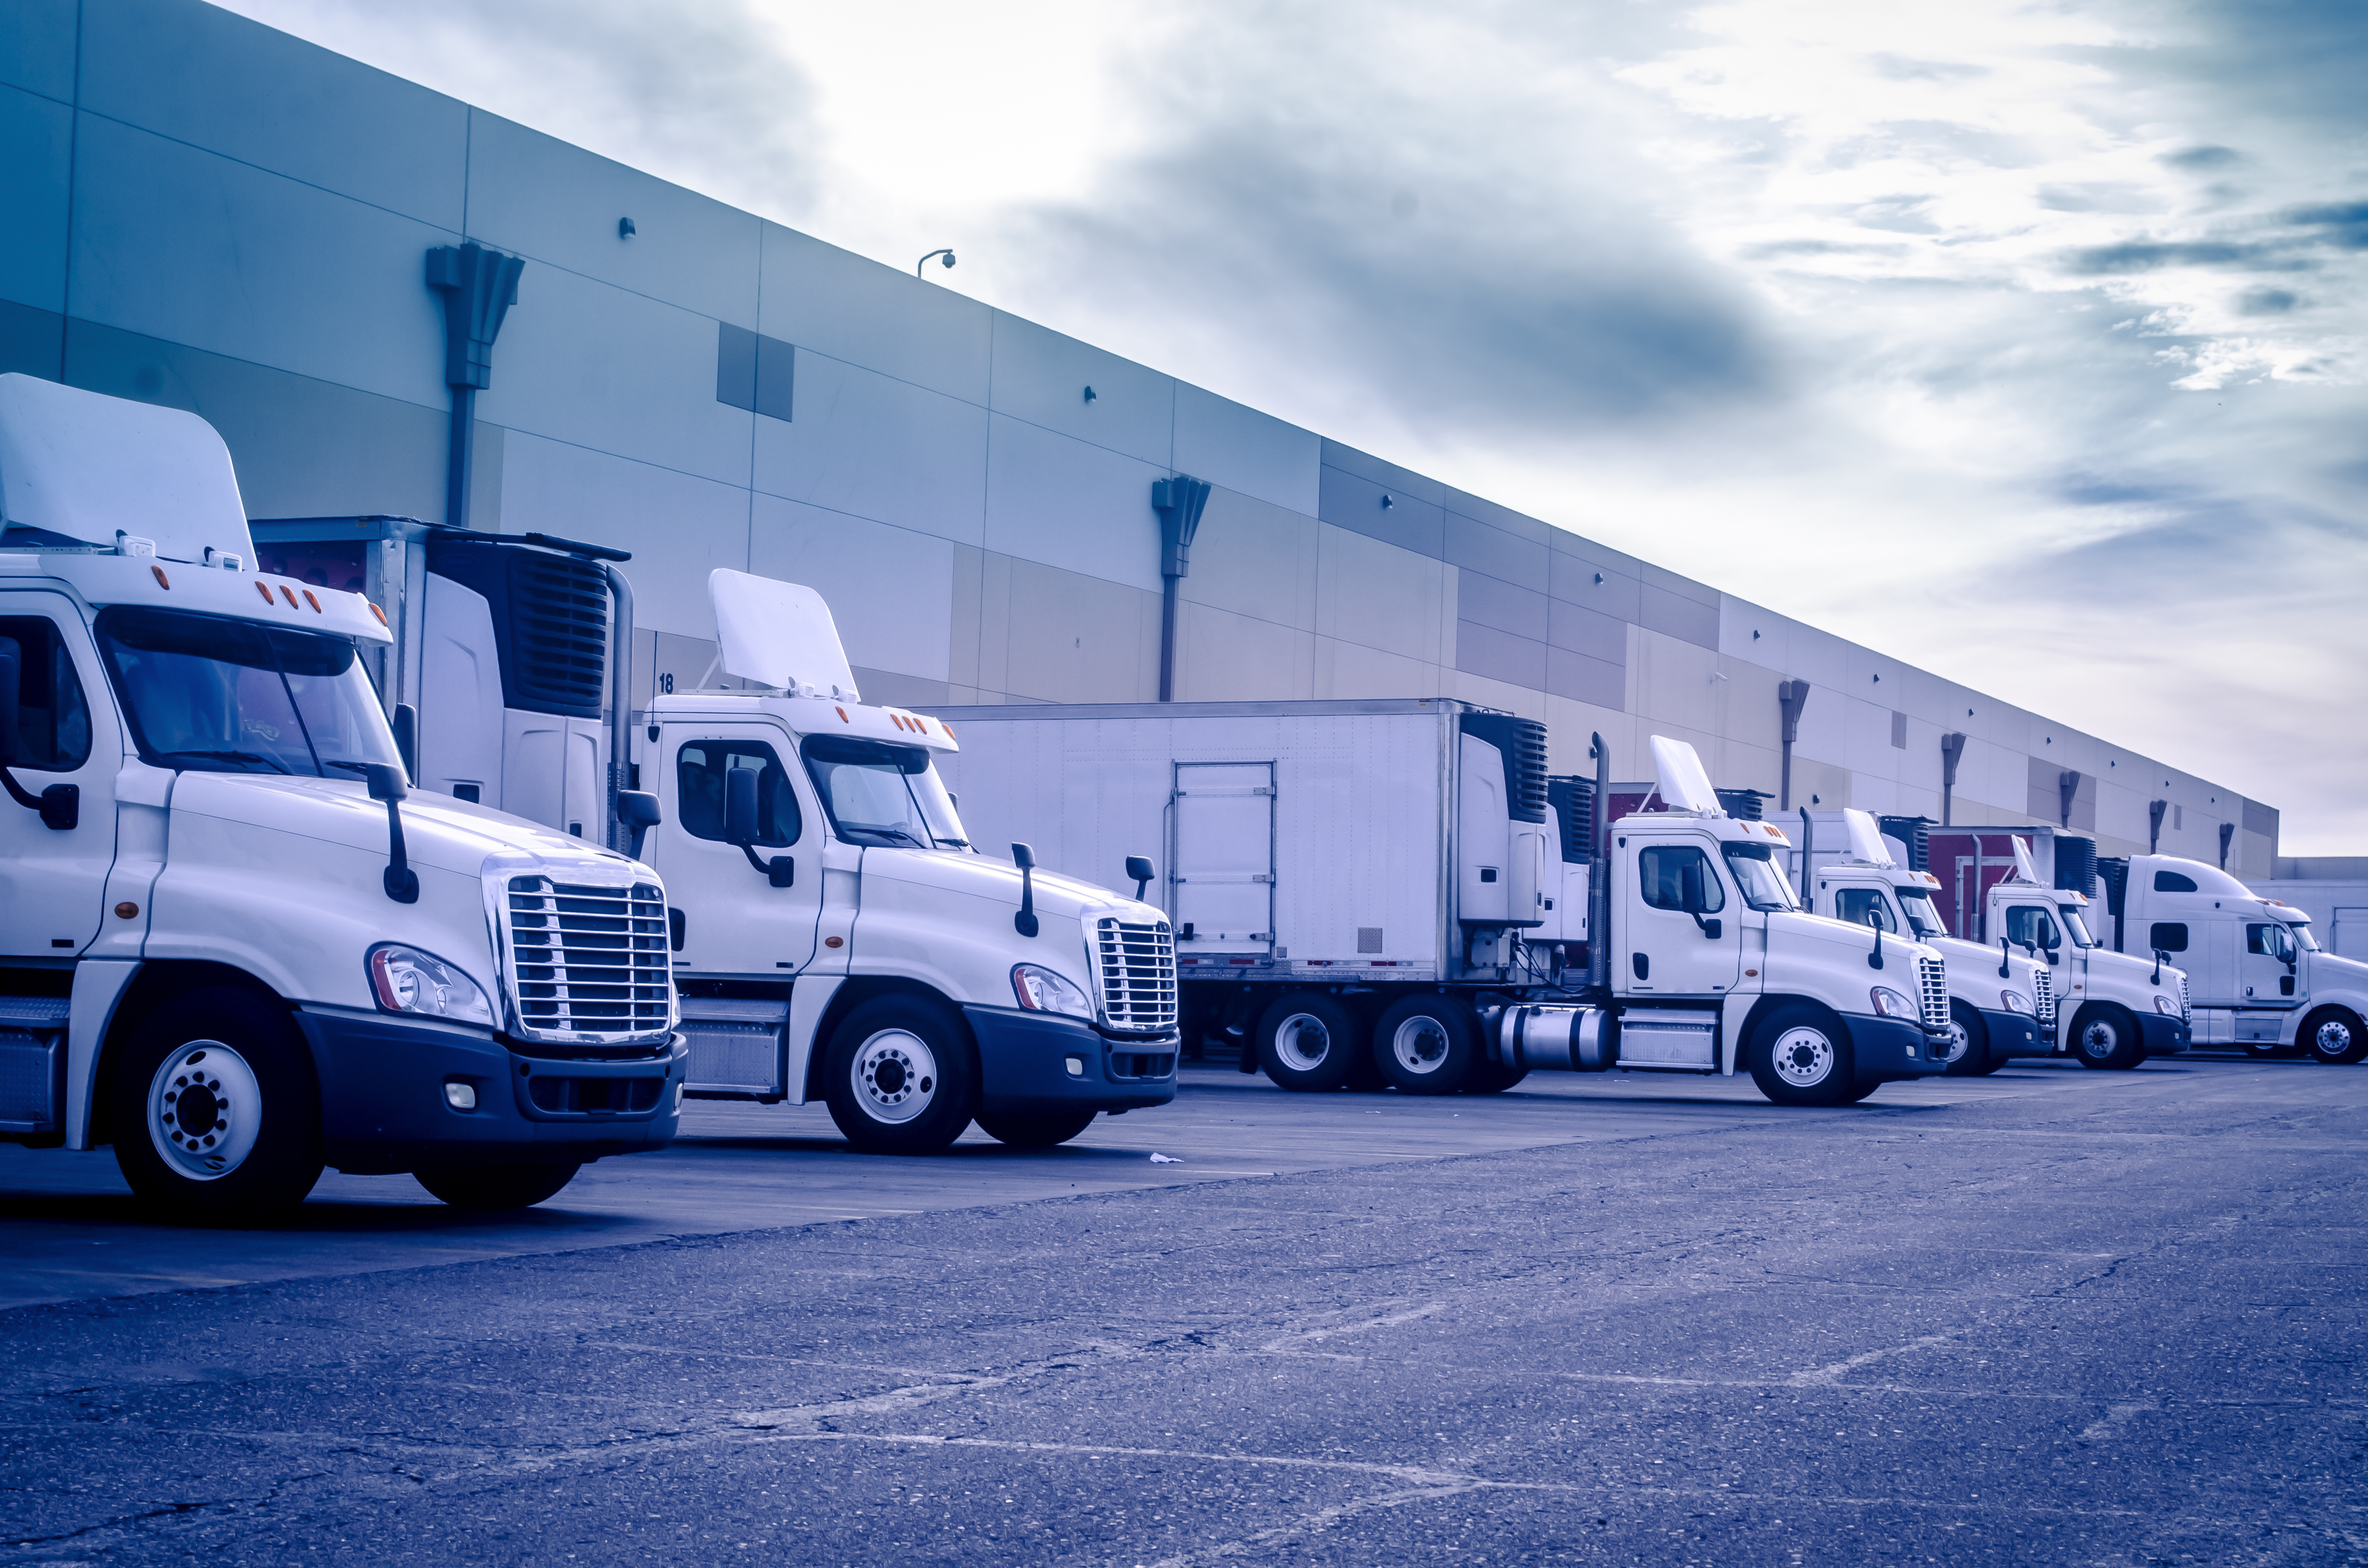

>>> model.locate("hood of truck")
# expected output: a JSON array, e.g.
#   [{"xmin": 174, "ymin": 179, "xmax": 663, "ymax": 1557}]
[
  {"xmin": 1765, "ymin": 908, "xmax": 1944, "ymax": 973},
  {"xmin": 168, "ymin": 772, "xmax": 645, "ymax": 880},
  {"xmin": 855, "ymin": 845, "xmax": 1155, "ymax": 925},
  {"xmin": 2083, "ymin": 944, "xmax": 2185, "ymax": 988},
  {"xmin": 1928, "ymin": 935, "xmax": 2040, "ymax": 980},
  {"xmin": 2308, "ymin": 949, "xmax": 2368, "ymax": 991}
]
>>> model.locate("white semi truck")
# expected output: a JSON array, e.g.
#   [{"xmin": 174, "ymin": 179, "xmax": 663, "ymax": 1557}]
[
  {"xmin": 932, "ymin": 700, "xmax": 1958, "ymax": 1106},
  {"xmin": 243, "ymin": 532, "xmax": 1186, "ymax": 1154},
  {"xmin": 1787, "ymin": 808, "xmax": 2054, "ymax": 1076},
  {"xmin": 1926, "ymin": 825, "xmax": 2191, "ymax": 1069},
  {"xmin": 0, "ymin": 374, "xmax": 685, "ymax": 1218},
  {"xmin": 2095, "ymin": 853, "xmax": 2368, "ymax": 1064}
]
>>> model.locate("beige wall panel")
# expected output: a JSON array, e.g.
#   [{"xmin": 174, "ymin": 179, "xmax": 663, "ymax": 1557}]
[
  {"xmin": 1181, "ymin": 487, "xmax": 1320, "ymax": 632},
  {"xmin": 998, "ymin": 559, "xmax": 1159, "ymax": 703},
  {"xmin": 747, "ymin": 495, "xmax": 954, "ymax": 682},
  {"xmin": 1173, "ymin": 602, "xmax": 1316, "ymax": 702},
  {"xmin": 974, "ymin": 550, "xmax": 1014, "ymax": 697},
  {"xmin": 1314, "ymin": 523, "xmax": 1454, "ymax": 665},
  {"xmin": 1544, "ymin": 697, "xmax": 1636, "ymax": 779},
  {"xmin": 1312, "ymin": 637, "xmax": 1444, "ymax": 702},
  {"xmin": 1449, "ymin": 669, "xmax": 1548, "ymax": 723},
  {"xmin": 948, "ymin": 544, "xmax": 984, "ymax": 692}
]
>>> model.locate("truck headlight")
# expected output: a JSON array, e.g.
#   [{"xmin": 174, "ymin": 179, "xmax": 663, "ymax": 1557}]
[
  {"xmin": 1869, "ymin": 986, "xmax": 1915, "ymax": 1019},
  {"xmin": 1999, "ymin": 990, "xmax": 2031, "ymax": 1014},
  {"xmin": 369, "ymin": 944, "xmax": 495, "ymax": 1027},
  {"xmin": 2153, "ymin": 993, "xmax": 2178, "ymax": 1015},
  {"xmin": 1012, "ymin": 964, "xmax": 1093, "ymax": 1020}
]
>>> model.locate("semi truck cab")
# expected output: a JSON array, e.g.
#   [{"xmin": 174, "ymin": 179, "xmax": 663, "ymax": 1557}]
[
  {"xmin": 1790, "ymin": 808, "xmax": 2051, "ymax": 1075},
  {"xmin": 639, "ymin": 571, "xmax": 1179, "ymax": 1152},
  {"xmin": 0, "ymin": 375, "xmax": 684, "ymax": 1218},
  {"xmin": 2101, "ymin": 853, "xmax": 2368, "ymax": 1064},
  {"xmin": 1986, "ymin": 839, "xmax": 2189, "ymax": 1068}
]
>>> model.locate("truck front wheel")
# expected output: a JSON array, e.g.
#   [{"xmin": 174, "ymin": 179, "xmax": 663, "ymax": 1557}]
[
  {"xmin": 975, "ymin": 1110, "xmax": 1098, "ymax": 1147},
  {"xmin": 2302, "ymin": 1007, "xmax": 2368, "ymax": 1066},
  {"xmin": 1941, "ymin": 999, "xmax": 1991, "ymax": 1076},
  {"xmin": 1746, "ymin": 1005, "xmax": 1857, "ymax": 1107},
  {"xmin": 2070, "ymin": 1004, "xmax": 2145, "ymax": 1070},
  {"xmin": 110, "ymin": 987, "xmax": 323, "ymax": 1220},
  {"xmin": 1256, "ymin": 994, "xmax": 1358, "ymax": 1092},
  {"xmin": 1372, "ymin": 996, "xmax": 1478, "ymax": 1094},
  {"xmin": 823, "ymin": 995, "xmax": 979, "ymax": 1153},
  {"xmin": 415, "ymin": 1163, "xmax": 581, "ymax": 1209}
]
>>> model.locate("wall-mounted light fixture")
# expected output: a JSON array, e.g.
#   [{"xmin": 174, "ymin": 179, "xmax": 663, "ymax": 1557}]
[
  {"xmin": 1083, "ymin": 386, "xmax": 1097, "ymax": 403},
  {"xmin": 916, "ymin": 247, "xmax": 956, "ymax": 277},
  {"xmin": 618, "ymin": 217, "xmax": 636, "ymax": 239},
  {"xmin": 1380, "ymin": 493, "xmax": 1394, "ymax": 509},
  {"xmin": 1593, "ymin": 573, "xmax": 1603, "ymax": 585}
]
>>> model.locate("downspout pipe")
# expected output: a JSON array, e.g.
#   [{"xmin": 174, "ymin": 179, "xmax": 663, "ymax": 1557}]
[
  {"xmin": 1776, "ymin": 680, "xmax": 1810, "ymax": 810},
  {"xmin": 426, "ymin": 244, "xmax": 524, "ymax": 531},
  {"xmin": 603, "ymin": 563, "xmax": 634, "ymax": 854},
  {"xmin": 1151, "ymin": 475, "xmax": 1211, "ymax": 701},
  {"xmin": 1939, "ymin": 731, "xmax": 1965, "ymax": 826}
]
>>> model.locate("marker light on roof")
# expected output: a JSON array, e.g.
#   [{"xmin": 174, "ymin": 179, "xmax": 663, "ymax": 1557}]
[
  {"xmin": 255, "ymin": 581, "xmax": 274, "ymax": 603},
  {"xmin": 149, "ymin": 565, "xmax": 169, "ymax": 589},
  {"xmin": 279, "ymin": 585, "xmax": 299, "ymax": 608}
]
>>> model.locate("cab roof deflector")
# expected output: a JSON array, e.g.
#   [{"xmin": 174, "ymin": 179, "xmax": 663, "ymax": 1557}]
[
  {"xmin": 710, "ymin": 568, "xmax": 860, "ymax": 702},
  {"xmin": 1649, "ymin": 735, "xmax": 1723, "ymax": 816}
]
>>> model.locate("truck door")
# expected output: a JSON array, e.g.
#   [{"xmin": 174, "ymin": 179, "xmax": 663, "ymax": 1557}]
[
  {"xmin": 2240, "ymin": 921, "xmax": 2299, "ymax": 1007},
  {"xmin": 1172, "ymin": 761, "xmax": 1274, "ymax": 955},
  {"xmin": 0, "ymin": 606, "xmax": 120, "ymax": 959},
  {"xmin": 2000, "ymin": 901, "xmax": 2067, "ymax": 997},
  {"xmin": 650, "ymin": 728, "xmax": 820, "ymax": 977},
  {"xmin": 1624, "ymin": 836, "xmax": 1742, "ymax": 996}
]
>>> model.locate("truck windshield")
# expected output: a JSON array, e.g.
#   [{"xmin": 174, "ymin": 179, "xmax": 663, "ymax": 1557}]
[
  {"xmin": 800, "ymin": 735, "xmax": 970, "ymax": 850},
  {"xmin": 95, "ymin": 606, "xmax": 401, "ymax": 778},
  {"xmin": 2056, "ymin": 906, "xmax": 2096, "ymax": 948},
  {"xmin": 1895, "ymin": 887, "xmax": 1948, "ymax": 939},
  {"xmin": 2292, "ymin": 922, "xmax": 2321, "ymax": 952},
  {"xmin": 1720, "ymin": 841, "xmax": 1797, "ymax": 910}
]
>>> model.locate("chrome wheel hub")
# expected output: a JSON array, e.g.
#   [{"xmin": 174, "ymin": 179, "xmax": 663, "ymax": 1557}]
[
  {"xmin": 1390, "ymin": 1017, "xmax": 1451, "ymax": 1076},
  {"xmin": 2314, "ymin": 1018, "xmax": 2353, "ymax": 1057},
  {"xmin": 147, "ymin": 1041, "xmax": 262, "ymax": 1181},
  {"xmin": 1770, "ymin": 1026, "xmax": 1835, "ymax": 1088},
  {"xmin": 2079, "ymin": 1020, "xmax": 2119, "ymax": 1060},
  {"xmin": 852, "ymin": 1029, "xmax": 937, "ymax": 1124},
  {"xmin": 1273, "ymin": 1013, "xmax": 1333, "ymax": 1072},
  {"xmin": 1937, "ymin": 1017, "xmax": 1971, "ymax": 1067}
]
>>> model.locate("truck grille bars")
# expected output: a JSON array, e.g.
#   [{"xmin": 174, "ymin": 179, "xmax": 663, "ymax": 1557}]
[
  {"xmin": 2033, "ymin": 967, "xmax": 2055, "ymax": 1027},
  {"xmin": 1916, "ymin": 954, "xmax": 1949, "ymax": 1031},
  {"xmin": 1095, "ymin": 918, "xmax": 1178, "ymax": 1033},
  {"xmin": 504, "ymin": 876, "xmax": 673, "ymax": 1045}
]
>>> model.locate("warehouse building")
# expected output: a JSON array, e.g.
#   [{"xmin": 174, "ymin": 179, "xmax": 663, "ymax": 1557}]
[{"xmin": 0, "ymin": 0, "xmax": 2280, "ymax": 873}]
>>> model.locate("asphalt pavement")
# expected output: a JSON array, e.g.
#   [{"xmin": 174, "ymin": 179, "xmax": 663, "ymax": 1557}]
[{"xmin": 2, "ymin": 1054, "xmax": 2363, "ymax": 1565}]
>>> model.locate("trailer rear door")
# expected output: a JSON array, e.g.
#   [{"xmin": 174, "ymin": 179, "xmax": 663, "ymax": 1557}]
[{"xmin": 1172, "ymin": 761, "xmax": 1273, "ymax": 955}]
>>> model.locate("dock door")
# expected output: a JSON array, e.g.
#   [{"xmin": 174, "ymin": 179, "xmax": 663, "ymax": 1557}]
[{"xmin": 1172, "ymin": 762, "xmax": 1275, "ymax": 956}]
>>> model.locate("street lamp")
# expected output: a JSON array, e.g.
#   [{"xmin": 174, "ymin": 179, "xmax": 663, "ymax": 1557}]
[{"xmin": 916, "ymin": 248, "xmax": 956, "ymax": 278}]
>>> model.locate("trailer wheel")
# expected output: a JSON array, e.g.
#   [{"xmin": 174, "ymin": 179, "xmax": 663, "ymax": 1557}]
[
  {"xmin": 110, "ymin": 987, "xmax": 323, "ymax": 1221},
  {"xmin": 1372, "ymin": 995, "xmax": 1478, "ymax": 1094},
  {"xmin": 2301, "ymin": 1007, "xmax": 2368, "ymax": 1066},
  {"xmin": 1255, "ymin": 994, "xmax": 1359, "ymax": 1092},
  {"xmin": 1940, "ymin": 1000, "xmax": 1991, "ymax": 1076},
  {"xmin": 2070, "ymin": 1004, "xmax": 2145, "ymax": 1070},
  {"xmin": 415, "ymin": 1162, "xmax": 581, "ymax": 1209},
  {"xmin": 1745, "ymin": 1004, "xmax": 1856, "ymax": 1107},
  {"xmin": 823, "ymin": 995, "xmax": 978, "ymax": 1153},
  {"xmin": 975, "ymin": 1110, "xmax": 1098, "ymax": 1147}
]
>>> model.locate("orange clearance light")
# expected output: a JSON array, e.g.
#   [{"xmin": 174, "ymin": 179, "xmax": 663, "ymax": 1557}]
[
  {"xmin": 836, "ymin": 707, "xmax": 849, "ymax": 723},
  {"xmin": 150, "ymin": 565, "xmax": 170, "ymax": 589},
  {"xmin": 368, "ymin": 601, "xmax": 388, "ymax": 626},
  {"xmin": 942, "ymin": 722, "xmax": 957, "ymax": 740},
  {"xmin": 280, "ymin": 585, "xmax": 300, "ymax": 608},
  {"xmin": 302, "ymin": 589, "xmax": 322, "ymax": 612},
  {"xmin": 255, "ymin": 581, "xmax": 274, "ymax": 604}
]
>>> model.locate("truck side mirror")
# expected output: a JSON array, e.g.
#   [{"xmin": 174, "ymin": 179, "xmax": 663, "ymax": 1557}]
[
  {"xmin": 0, "ymin": 637, "xmax": 17, "ymax": 764},
  {"xmin": 1011, "ymin": 841, "xmax": 1039, "ymax": 938},
  {"xmin": 391, "ymin": 702, "xmax": 418, "ymax": 783},
  {"xmin": 362, "ymin": 763, "xmax": 407, "ymax": 803},
  {"xmin": 617, "ymin": 789, "xmax": 661, "ymax": 860},
  {"xmin": 726, "ymin": 766, "xmax": 759, "ymax": 845},
  {"xmin": 360, "ymin": 763, "xmax": 418, "ymax": 903},
  {"xmin": 1125, "ymin": 854, "xmax": 1155, "ymax": 900}
]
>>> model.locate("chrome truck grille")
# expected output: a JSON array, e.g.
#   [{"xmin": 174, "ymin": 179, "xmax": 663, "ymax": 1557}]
[
  {"xmin": 2033, "ymin": 967, "xmax": 2055, "ymax": 1026},
  {"xmin": 1095, "ymin": 918, "xmax": 1178, "ymax": 1033},
  {"xmin": 1917, "ymin": 954, "xmax": 1949, "ymax": 1031},
  {"xmin": 503, "ymin": 876, "xmax": 673, "ymax": 1045},
  {"xmin": 2177, "ymin": 971, "xmax": 2191, "ymax": 1020}
]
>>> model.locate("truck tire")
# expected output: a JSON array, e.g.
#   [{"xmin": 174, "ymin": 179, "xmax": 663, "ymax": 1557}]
[
  {"xmin": 1941, "ymin": 999, "xmax": 1991, "ymax": 1077},
  {"xmin": 2069, "ymin": 1004, "xmax": 2145, "ymax": 1070},
  {"xmin": 1463, "ymin": 1061, "xmax": 1529, "ymax": 1094},
  {"xmin": 2301, "ymin": 1006, "xmax": 2368, "ymax": 1066},
  {"xmin": 415, "ymin": 1162, "xmax": 581, "ymax": 1209},
  {"xmin": 1372, "ymin": 995, "xmax": 1478, "ymax": 1094},
  {"xmin": 1745, "ymin": 1004, "xmax": 1857, "ymax": 1107},
  {"xmin": 110, "ymin": 987, "xmax": 323, "ymax": 1221},
  {"xmin": 823, "ymin": 995, "xmax": 979, "ymax": 1154},
  {"xmin": 975, "ymin": 1110, "xmax": 1098, "ymax": 1147},
  {"xmin": 1255, "ymin": 994, "xmax": 1359, "ymax": 1092}
]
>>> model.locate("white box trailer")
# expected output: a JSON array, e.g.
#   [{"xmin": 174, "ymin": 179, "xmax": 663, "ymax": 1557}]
[{"xmin": 933, "ymin": 700, "xmax": 1958, "ymax": 1105}]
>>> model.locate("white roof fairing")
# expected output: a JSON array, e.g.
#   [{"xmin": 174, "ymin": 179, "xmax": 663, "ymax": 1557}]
[
  {"xmin": 710, "ymin": 568, "xmax": 860, "ymax": 701},
  {"xmin": 1649, "ymin": 735, "xmax": 1723, "ymax": 816},
  {"xmin": 0, "ymin": 374, "xmax": 255, "ymax": 566}
]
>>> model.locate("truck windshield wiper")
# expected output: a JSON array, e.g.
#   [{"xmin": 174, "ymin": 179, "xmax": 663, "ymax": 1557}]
[
  {"xmin": 161, "ymin": 748, "xmax": 293, "ymax": 774},
  {"xmin": 863, "ymin": 826, "xmax": 930, "ymax": 848}
]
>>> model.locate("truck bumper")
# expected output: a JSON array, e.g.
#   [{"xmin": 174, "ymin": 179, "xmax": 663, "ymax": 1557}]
[
  {"xmin": 2140, "ymin": 1013, "xmax": 2191, "ymax": 1056},
  {"xmin": 962, "ymin": 1006, "xmax": 1178, "ymax": 1116},
  {"xmin": 295, "ymin": 1006, "xmax": 687, "ymax": 1176},
  {"xmin": 1978, "ymin": 1007, "xmax": 2040, "ymax": 1058},
  {"xmin": 1847, "ymin": 1015, "xmax": 1952, "ymax": 1078}
]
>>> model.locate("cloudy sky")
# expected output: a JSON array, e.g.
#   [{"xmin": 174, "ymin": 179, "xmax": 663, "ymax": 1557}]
[{"xmin": 221, "ymin": 0, "xmax": 2368, "ymax": 852}]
